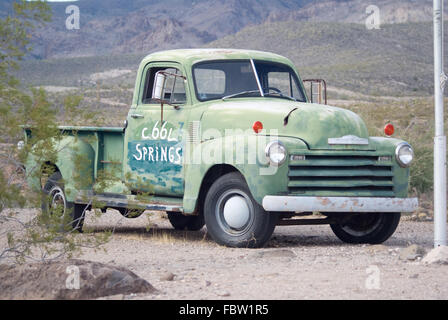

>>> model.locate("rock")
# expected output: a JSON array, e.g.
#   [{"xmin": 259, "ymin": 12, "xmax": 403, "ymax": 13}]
[
  {"xmin": 409, "ymin": 274, "xmax": 419, "ymax": 279},
  {"xmin": 367, "ymin": 244, "xmax": 389, "ymax": 254},
  {"xmin": 410, "ymin": 212, "xmax": 432, "ymax": 222},
  {"xmin": 0, "ymin": 259, "xmax": 157, "ymax": 300},
  {"xmin": 422, "ymin": 246, "xmax": 448, "ymax": 265},
  {"xmin": 256, "ymin": 249, "xmax": 296, "ymax": 259},
  {"xmin": 160, "ymin": 271, "xmax": 175, "ymax": 281},
  {"xmin": 418, "ymin": 213, "xmax": 428, "ymax": 221},
  {"xmin": 204, "ymin": 280, "xmax": 211, "ymax": 287},
  {"xmin": 399, "ymin": 244, "xmax": 426, "ymax": 261},
  {"xmin": 217, "ymin": 290, "xmax": 231, "ymax": 297}
]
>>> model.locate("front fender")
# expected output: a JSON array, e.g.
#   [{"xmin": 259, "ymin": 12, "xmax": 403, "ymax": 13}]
[
  {"xmin": 369, "ymin": 136, "xmax": 412, "ymax": 197},
  {"xmin": 182, "ymin": 135, "xmax": 308, "ymax": 213}
]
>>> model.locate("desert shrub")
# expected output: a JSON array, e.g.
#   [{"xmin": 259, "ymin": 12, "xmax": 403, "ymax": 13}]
[{"xmin": 0, "ymin": 1, "xmax": 113, "ymax": 264}]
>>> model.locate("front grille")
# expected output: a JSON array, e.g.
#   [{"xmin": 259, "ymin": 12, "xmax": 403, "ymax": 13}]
[{"xmin": 288, "ymin": 153, "xmax": 394, "ymax": 197}]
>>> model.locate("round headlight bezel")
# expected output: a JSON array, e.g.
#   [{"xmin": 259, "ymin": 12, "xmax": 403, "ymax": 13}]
[
  {"xmin": 265, "ymin": 141, "xmax": 287, "ymax": 166},
  {"xmin": 395, "ymin": 142, "xmax": 414, "ymax": 168}
]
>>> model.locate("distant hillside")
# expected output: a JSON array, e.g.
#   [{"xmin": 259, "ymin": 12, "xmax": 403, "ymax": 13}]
[
  {"xmin": 15, "ymin": 53, "xmax": 143, "ymax": 87},
  {"xmin": 266, "ymin": 0, "xmax": 443, "ymax": 24},
  {"xmin": 20, "ymin": 0, "xmax": 313, "ymax": 59},
  {"xmin": 1, "ymin": 0, "xmax": 444, "ymax": 59},
  {"xmin": 208, "ymin": 21, "xmax": 446, "ymax": 96},
  {"xmin": 16, "ymin": 20, "xmax": 444, "ymax": 97}
]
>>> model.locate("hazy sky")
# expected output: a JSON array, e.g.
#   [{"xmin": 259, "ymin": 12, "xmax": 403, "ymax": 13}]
[{"xmin": 27, "ymin": 0, "xmax": 79, "ymax": 2}]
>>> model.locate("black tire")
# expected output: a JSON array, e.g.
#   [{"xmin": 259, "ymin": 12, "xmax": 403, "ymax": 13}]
[
  {"xmin": 41, "ymin": 172, "xmax": 85, "ymax": 233},
  {"xmin": 203, "ymin": 172, "xmax": 278, "ymax": 248},
  {"xmin": 329, "ymin": 212, "xmax": 401, "ymax": 244},
  {"xmin": 167, "ymin": 212, "xmax": 205, "ymax": 231},
  {"xmin": 118, "ymin": 208, "xmax": 145, "ymax": 219}
]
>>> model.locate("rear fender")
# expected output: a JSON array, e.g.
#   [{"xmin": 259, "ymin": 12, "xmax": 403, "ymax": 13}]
[{"xmin": 25, "ymin": 136, "xmax": 95, "ymax": 202}]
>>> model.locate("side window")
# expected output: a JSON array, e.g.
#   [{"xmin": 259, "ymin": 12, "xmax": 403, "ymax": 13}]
[{"xmin": 142, "ymin": 67, "xmax": 187, "ymax": 104}]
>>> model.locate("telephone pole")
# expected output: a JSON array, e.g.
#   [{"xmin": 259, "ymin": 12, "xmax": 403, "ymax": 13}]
[{"xmin": 433, "ymin": 0, "xmax": 447, "ymax": 247}]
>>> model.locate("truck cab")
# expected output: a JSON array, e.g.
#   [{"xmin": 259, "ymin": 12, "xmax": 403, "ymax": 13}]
[{"xmin": 25, "ymin": 49, "xmax": 418, "ymax": 248}]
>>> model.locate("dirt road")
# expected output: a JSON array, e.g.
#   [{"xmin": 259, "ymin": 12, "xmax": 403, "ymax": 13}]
[{"xmin": 70, "ymin": 210, "xmax": 447, "ymax": 300}]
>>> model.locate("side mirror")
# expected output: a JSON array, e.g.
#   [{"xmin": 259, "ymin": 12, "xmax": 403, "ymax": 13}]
[
  {"xmin": 152, "ymin": 71, "xmax": 167, "ymax": 101},
  {"xmin": 303, "ymin": 79, "xmax": 327, "ymax": 104}
]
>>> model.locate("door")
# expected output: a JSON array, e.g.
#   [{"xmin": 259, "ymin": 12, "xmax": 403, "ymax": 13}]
[{"xmin": 124, "ymin": 62, "xmax": 189, "ymax": 197}]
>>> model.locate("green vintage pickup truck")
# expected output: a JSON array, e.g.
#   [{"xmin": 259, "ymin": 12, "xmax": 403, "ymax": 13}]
[{"xmin": 24, "ymin": 49, "xmax": 418, "ymax": 248}]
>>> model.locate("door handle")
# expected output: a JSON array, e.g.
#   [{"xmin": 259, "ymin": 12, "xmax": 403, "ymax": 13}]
[{"xmin": 131, "ymin": 113, "xmax": 144, "ymax": 119}]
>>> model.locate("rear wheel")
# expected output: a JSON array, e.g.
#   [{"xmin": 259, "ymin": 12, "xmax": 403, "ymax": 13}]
[
  {"xmin": 167, "ymin": 212, "xmax": 205, "ymax": 231},
  {"xmin": 41, "ymin": 172, "xmax": 85, "ymax": 232},
  {"xmin": 329, "ymin": 212, "xmax": 401, "ymax": 244},
  {"xmin": 204, "ymin": 172, "xmax": 277, "ymax": 248}
]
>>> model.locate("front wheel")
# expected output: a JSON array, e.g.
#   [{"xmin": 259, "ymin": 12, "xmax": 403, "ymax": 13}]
[
  {"xmin": 204, "ymin": 172, "xmax": 277, "ymax": 248},
  {"xmin": 329, "ymin": 212, "xmax": 401, "ymax": 244}
]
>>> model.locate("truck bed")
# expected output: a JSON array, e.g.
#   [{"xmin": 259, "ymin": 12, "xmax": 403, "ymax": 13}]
[{"xmin": 56, "ymin": 126, "xmax": 125, "ymax": 185}]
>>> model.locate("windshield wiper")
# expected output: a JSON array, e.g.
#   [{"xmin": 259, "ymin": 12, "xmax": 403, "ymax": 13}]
[
  {"xmin": 264, "ymin": 91, "xmax": 298, "ymax": 102},
  {"xmin": 221, "ymin": 89, "xmax": 298, "ymax": 102},
  {"xmin": 222, "ymin": 90, "xmax": 261, "ymax": 100}
]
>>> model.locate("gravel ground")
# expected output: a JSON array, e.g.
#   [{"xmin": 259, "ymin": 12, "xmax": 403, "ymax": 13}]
[
  {"xmin": 1, "ymin": 208, "xmax": 447, "ymax": 300},
  {"xmin": 73, "ymin": 210, "xmax": 447, "ymax": 300}
]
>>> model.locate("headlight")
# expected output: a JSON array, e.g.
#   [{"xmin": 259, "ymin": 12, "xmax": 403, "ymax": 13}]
[
  {"xmin": 265, "ymin": 141, "xmax": 287, "ymax": 166},
  {"xmin": 395, "ymin": 142, "xmax": 414, "ymax": 167}
]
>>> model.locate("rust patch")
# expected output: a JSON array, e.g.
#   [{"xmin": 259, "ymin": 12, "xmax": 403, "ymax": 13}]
[{"xmin": 317, "ymin": 197, "xmax": 331, "ymax": 206}]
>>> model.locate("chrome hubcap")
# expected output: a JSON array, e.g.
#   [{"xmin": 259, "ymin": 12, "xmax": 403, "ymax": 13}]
[
  {"xmin": 223, "ymin": 195, "xmax": 250, "ymax": 230},
  {"xmin": 215, "ymin": 189, "xmax": 254, "ymax": 235}
]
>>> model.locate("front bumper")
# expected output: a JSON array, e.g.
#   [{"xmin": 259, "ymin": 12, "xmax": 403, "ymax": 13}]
[{"xmin": 262, "ymin": 196, "xmax": 418, "ymax": 213}]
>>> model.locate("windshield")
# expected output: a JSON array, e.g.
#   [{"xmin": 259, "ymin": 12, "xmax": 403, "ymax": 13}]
[{"xmin": 192, "ymin": 60, "xmax": 306, "ymax": 102}]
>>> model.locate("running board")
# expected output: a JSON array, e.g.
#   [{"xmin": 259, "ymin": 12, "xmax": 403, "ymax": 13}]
[{"xmin": 75, "ymin": 191, "xmax": 183, "ymax": 212}]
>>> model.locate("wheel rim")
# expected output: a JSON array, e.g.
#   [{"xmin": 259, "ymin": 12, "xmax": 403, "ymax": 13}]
[
  {"xmin": 341, "ymin": 214, "xmax": 382, "ymax": 237},
  {"xmin": 49, "ymin": 186, "xmax": 67, "ymax": 217},
  {"xmin": 215, "ymin": 189, "xmax": 254, "ymax": 236}
]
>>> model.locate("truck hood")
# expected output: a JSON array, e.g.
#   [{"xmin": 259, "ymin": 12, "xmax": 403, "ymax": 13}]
[{"xmin": 200, "ymin": 99, "xmax": 372, "ymax": 150}]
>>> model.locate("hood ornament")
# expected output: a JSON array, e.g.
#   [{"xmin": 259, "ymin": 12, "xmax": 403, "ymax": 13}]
[{"xmin": 328, "ymin": 135, "xmax": 369, "ymax": 145}]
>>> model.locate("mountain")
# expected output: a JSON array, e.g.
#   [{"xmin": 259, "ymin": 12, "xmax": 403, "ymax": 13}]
[
  {"xmin": 208, "ymin": 20, "xmax": 445, "ymax": 96},
  {"xmin": 266, "ymin": 0, "xmax": 441, "ymax": 24},
  {"xmin": 6, "ymin": 0, "xmax": 448, "ymax": 97},
  {"xmin": 2, "ymin": 0, "xmax": 445, "ymax": 59},
  {"xmin": 16, "ymin": 20, "xmax": 445, "ymax": 97},
  {"xmin": 24, "ymin": 0, "xmax": 313, "ymax": 59}
]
